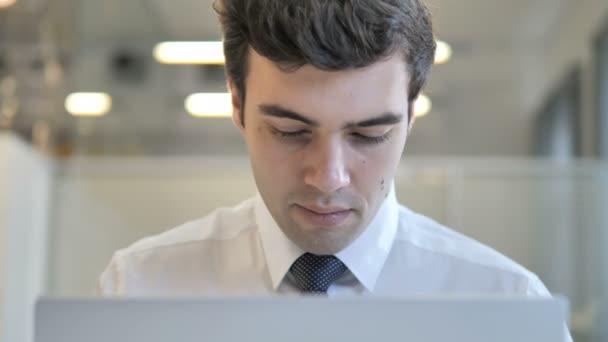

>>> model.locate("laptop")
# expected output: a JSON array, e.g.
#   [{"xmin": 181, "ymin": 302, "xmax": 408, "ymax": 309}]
[{"xmin": 35, "ymin": 296, "xmax": 568, "ymax": 342}]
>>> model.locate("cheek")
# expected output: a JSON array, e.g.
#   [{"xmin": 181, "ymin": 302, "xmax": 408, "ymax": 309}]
[
  {"xmin": 354, "ymin": 141, "xmax": 403, "ymax": 172},
  {"xmin": 351, "ymin": 139, "xmax": 405, "ymax": 195},
  {"xmin": 247, "ymin": 127, "xmax": 277, "ymax": 163},
  {"xmin": 249, "ymin": 128, "xmax": 300, "ymax": 184}
]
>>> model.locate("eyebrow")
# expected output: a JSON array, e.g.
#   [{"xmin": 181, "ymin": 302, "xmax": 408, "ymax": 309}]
[
  {"xmin": 259, "ymin": 104, "xmax": 319, "ymax": 126},
  {"xmin": 258, "ymin": 104, "xmax": 403, "ymax": 129},
  {"xmin": 344, "ymin": 113, "xmax": 403, "ymax": 128}
]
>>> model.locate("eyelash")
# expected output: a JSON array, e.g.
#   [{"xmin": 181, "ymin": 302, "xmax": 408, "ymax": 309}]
[
  {"xmin": 272, "ymin": 130, "xmax": 307, "ymax": 139},
  {"xmin": 352, "ymin": 132, "xmax": 391, "ymax": 144},
  {"xmin": 271, "ymin": 129, "xmax": 391, "ymax": 145}
]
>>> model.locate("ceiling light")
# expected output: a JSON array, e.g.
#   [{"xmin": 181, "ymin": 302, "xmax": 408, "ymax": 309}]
[
  {"xmin": 65, "ymin": 92, "xmax": 112, "ymax": 117},
  {"xmin": 434, "ymin": 40, "xmax": 452, "ymax": 64},
  {"xmin": 186, "ymin": 93, "xmax": 232, "ymax": 118},
  {"xmin": 0, "ymin": 0, "xmax": 17, "ymax": 9},
  {"xmin": 414, "ymin": 94, "xmax": 432, "ymax": 118},
  {"xmin": 154, "ymin": 42, "xmax": 225, "ymax": 65}
]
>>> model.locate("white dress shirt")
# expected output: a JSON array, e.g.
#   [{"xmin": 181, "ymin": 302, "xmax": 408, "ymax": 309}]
[
  {"xmin": 100, "ymin": 184, "xmax": 573, "ymax": 340},
  {"xmin": 99, "ymin": 185, "xmax": 553, "ymax": 298}
]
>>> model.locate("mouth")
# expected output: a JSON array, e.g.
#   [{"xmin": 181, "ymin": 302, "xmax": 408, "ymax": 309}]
[{"xmin": 293, "ymin": 204, "xmax": 353, "ymax": 228}]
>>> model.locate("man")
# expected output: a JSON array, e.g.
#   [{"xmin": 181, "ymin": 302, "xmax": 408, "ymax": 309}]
[{"xmin": 101, "ymin": 0, "xmax": 554, "ymax": 300}]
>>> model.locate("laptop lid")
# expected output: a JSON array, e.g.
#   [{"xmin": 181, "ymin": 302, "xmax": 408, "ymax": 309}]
[{"xmin": 35, "ymin": 296, "xmax": 568, "ymax": 342}]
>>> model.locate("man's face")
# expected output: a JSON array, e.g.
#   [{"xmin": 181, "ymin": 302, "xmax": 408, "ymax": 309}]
[{"xmin": 230, "ymin": 50, "xmax": 413, "ymax": 255}]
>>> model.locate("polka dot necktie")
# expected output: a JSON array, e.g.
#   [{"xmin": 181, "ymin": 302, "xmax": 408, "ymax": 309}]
[{"xmin": 289, "ymin": 253, "xmax": 348, "ymax": 294}]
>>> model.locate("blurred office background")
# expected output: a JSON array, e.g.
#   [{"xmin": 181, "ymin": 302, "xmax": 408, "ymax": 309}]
[{"xmin": 0, "ymin": 0, "xmax": 608, "ymax": 341}]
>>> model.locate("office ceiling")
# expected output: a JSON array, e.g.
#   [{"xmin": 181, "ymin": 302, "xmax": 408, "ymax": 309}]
[{"xmin": 0, "ymin": 0, "xmax": 576, "ymax": 155}]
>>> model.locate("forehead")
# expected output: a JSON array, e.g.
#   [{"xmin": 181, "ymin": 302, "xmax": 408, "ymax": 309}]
[{"xmin": 245, "ymin": 50, "xmax": 410, "ymax": 122}]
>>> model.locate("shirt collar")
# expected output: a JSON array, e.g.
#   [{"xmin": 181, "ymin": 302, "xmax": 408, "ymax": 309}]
[
  {"xmin": 336, "ymin": 184, "xmax": 399, "ymax": 291},
  {"xmin": 255, "ymin": 194, "xmax": 304, "ymax": 290},
  {"xmin": 255, "ymin": 184, "xmax": 399, "ymax": 292}
]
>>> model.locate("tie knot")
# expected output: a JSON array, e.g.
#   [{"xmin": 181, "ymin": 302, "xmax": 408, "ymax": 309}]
[{"xmin": 289, "ymin": 253, "xmax": 347, "ymax": 294}]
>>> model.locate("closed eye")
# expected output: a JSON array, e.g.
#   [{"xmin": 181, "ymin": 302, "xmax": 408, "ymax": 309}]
[
  {"xmin": 350, "ymin": 132, "xmax": 392, "ymax": 145},
  {"xmin": 271, "ymin": 128, "xmax": 310, "ymax": 139},
  {"xmin": 270, "ymin": 128, "xmax": 392, "ymax": 145}
]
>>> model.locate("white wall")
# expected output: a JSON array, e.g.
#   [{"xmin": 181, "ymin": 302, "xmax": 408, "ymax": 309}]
[{"xmin": 0, "ymin": 133, "xmax": 53, "ymax": 342}]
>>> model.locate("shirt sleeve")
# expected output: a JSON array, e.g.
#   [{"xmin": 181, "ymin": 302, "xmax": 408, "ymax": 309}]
[
  {"xmin": 525, "ymin": 274, "xmax": 573, "ymax": 342},
  {"xmin": 98, "ymin": 251, "xmax": 126, "ymax": 296}
]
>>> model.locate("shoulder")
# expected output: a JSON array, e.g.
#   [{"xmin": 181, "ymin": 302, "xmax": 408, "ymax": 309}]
[
  {"xmin": 122, "ymin": 196, "xmax": 257, "ymax": 254},
  {"xmin": 394, "ymin": 204, "xmax": 545, "ymax": 292},
  {"xmin": 98, "ymin": 196, "xmax": 258, "ymax": 295}
]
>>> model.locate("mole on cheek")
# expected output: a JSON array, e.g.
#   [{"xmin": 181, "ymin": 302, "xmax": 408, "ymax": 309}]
[{"xmin": 380, "ymin": 179, "xmax": 385, "ymax": 191}]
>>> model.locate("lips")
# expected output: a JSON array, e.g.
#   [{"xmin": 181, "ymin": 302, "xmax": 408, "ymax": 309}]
[
  {"xmin": 298, "ymin": 204, "xmax": 351, "ymax": 215},
  {"xmin": 294, "ymin": 204, "xmax": 352, "ymax": 228}
]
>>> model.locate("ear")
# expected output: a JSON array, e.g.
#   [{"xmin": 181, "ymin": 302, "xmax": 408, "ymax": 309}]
[
  {"xmin": 227, "ymin": 78, "xmax": 245, "ymax": 131},
  {"xmin": 407, "ymin": 101, "xmax": 416, "ymax": 133}
]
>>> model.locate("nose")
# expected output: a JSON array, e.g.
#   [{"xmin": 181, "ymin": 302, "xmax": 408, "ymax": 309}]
[{"xmin": 303, "ymin": 138, "xmax": 351, "ymax": 194}]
